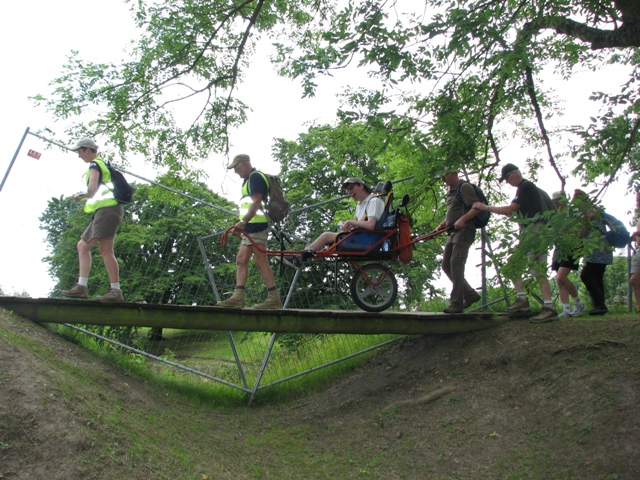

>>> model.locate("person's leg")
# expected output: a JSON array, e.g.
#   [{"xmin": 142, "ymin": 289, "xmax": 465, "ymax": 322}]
[
  {"xmin": 252, "ymin": 247, "xmax": 282, "ymax": 309},
  {"xmin": 589, "ymin": 263, "xmax": 607, "ymax": 311},
  {"xmin": 580, "ymin": 262, "xmax": 597, "ymax": 306},
  {"xmin": 306, "ymin": 231, "xmax": 339, "ymax": 252},
  {"xmin": 77, "ymin": 238, "xmax": 95, "ymax": 278},
  {"xmin": 446, "ymin": 242, "xmax": 472, "ymax": 311},
  {"xmin": 97, "ymin": 237, "xmax": 119, "ymax": 284},
  {"xmin": 218, "ymin": 244, "xmax": 252, "ymax": 307},
  {"xmin": 61, "ymin": 237, "xmax": 97, "ymax": 298}
]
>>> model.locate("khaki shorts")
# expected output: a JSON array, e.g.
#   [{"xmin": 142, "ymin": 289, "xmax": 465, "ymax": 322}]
[
  {"xmin": 527, "ymin": 251, "xmax": 549, "ymax": 278},
  {"xmin": 631, "ymin": 249, "xmax": 640, "ymax": 275},
  {"xmin": 81, "ymin": 204, "xmax": 124, "ymax": 242},
  {"xmin": 241, "ymin": 227, "xmax": 269, "ymax": 247}
]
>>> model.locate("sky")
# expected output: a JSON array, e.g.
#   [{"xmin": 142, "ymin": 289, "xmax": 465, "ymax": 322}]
[{"xmin": 0, "ymin": 0, "xmax": 636, "ymax": 298}]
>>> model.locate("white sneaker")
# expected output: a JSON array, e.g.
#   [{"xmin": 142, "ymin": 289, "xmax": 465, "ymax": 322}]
[
  {"xmin": 570, "ymin": 302, "xmax": 586, "ymax": 317},
  {"xmin": 558, "ymin": 311, "xmax": 572, "ymax": 318}
]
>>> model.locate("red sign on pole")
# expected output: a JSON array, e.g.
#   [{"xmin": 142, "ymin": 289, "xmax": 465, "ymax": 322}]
[{"xmin": 27, "ymin": 149, "xmax": 41, "ymax": 160}]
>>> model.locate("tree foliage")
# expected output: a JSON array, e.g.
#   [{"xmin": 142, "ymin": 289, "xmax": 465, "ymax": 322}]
[{"xmin": 33, "ymin": 0, "xmax": 639, "ymax": 190}]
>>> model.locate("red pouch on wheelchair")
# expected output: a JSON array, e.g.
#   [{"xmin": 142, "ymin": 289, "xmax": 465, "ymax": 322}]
[{"xmin": 397, "ymin": 213, "xmax": 412, "ymax": 264}]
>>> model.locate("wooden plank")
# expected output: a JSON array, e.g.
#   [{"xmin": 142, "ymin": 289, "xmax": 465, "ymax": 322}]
[{"xmin": 0, "ymin": 296, "xmax": 512, "ymax": 335}]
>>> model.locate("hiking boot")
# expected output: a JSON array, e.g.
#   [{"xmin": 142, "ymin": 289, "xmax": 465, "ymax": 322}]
[
  {"xmin": 506, "ymin": 296, "xmax": 531, "ymax": 313},
  {"xmin": 463, "ymin": 292, "xmax": 481, "ymax": 309},
  {"xmin": 217, "ymin": 289, "xmax": 245, "ymax": 308},
  {"xmin": 61, "ymin": 284, "xmax": 88, "ymax": 299},
  {"xmin": 589, "ymin": 305, "xmax": 608, "ymax": 316},
  {"xmin": 443, "ymin": 305, "xmax": 463, "ymax": 314},
  {"xmin": 530, "ymin": 306, "xmax": 558, "ymax": 323},
  {"xmin": 252, "ymin": 288, "xmax": 282, "ymax": 310},
  {"xmin": 570, "ymin": 302, "xmax": 586, "ymax": 317},
  {"xmin": 252, "ymin": 296, "xmax": 282, "ymax": 310},
  {"xmin": 95, "ymin": 288, "xmax": 124, "ymax": 302}
]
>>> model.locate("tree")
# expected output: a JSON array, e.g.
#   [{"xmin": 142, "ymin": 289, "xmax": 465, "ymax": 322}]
[{"xmin": 33, "ymin": 0, "xmax": 639, "ymax": 189}]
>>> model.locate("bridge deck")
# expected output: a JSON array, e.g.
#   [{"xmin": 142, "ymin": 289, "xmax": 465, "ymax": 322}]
[{"xmin": 0, "ymin": 296, "xmax": 513, "ymax": 335}]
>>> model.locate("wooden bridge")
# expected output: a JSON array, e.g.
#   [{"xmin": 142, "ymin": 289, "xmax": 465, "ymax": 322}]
[{"xmin": 0, "ymin": 296, "xmax": 513, "ymax": 335}]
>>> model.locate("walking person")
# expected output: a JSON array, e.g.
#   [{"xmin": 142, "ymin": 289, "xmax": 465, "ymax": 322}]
[
  {"xmin": 61, "ymin": 137, "xmax": 124, "ymax": 302},
  {"xmin": 437, "ymin": 171, "xmax": 482, "ymax": 313},
  {"xmin": 550, "ymin": 191, "xmax": 586, "ymax": 318},
  {"xmin": 472, "ymin": 163, "xmax": 558, "ymax": 323},
  {"xmin": 573, "ymin": 189, "xmax": 613, "ymax": 315},
  {"xmin": 217, "ymin": 154, "xmax": 282, "ymax": 309}
]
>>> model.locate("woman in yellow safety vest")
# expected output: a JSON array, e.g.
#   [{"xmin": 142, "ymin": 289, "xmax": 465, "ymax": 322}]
[{"xmin": 60, "ymin": 137, "xmax": 125, "ymax": 302}]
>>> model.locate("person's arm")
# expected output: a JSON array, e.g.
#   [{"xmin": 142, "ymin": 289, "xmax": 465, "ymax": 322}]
[
  {"xmin": 454, "ymin": 207, "xmax": 481, "ymax": 230},
  {"xmin": 73, "ymin": 168, "xmax": 100, "ymax": 201},
  {"xmin": 472, "ymin": 201, "xmax": 520, "ymax": 216}
]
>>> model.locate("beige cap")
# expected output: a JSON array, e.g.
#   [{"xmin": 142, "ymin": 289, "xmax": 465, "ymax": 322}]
[
  {"xmin": 69, "ymin": 137, "xmax": 98, "ymax": 152},
  {"xmin": 228, "ymin": 154, "xmax": 250, "ymax": 169}
]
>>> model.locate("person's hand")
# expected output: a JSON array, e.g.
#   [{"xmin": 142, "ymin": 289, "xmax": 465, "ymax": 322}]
[
  {"xmin": 454, "ymin": 218, "xmax": 466, "ymax": 230},
  {"xmin": 342, "ymin": 220, "xmax": 354, "ymax": 231},
  {"xmin": 72, "ymin": 193, "xmax": 87, "ymax": 201},
  {"xmin": 231, "ymin": 221, "xmax": 245, "ymax": 238}
]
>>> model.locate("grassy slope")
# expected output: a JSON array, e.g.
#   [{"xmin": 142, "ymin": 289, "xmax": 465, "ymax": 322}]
[{"xmin": 1, "ymin": 307, "xmax": 639, "ymax": 479}]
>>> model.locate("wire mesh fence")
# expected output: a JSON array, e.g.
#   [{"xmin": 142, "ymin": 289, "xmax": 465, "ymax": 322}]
[{"xmin": 35, "ymin": 181, "xmax": 412, "ymax": 400}]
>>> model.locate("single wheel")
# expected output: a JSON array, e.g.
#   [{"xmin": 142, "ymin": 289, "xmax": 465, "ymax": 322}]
[{"xmin": 349, "ymin": 263, "xmax": 398, "ymax": 312}]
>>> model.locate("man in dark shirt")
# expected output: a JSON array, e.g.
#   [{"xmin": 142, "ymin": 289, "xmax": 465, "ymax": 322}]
[
  {"xmin": 217, "ymin": 154, "xmax": 282, "ymax": 309},
  {"xmin": 473, "ymin": 163, "xmax": 558, "ymax": 323}
]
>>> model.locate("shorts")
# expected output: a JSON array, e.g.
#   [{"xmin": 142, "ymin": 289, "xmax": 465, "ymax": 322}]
[
  {"xmin": 631, "ymin": 249, "xmax": 640, "ymax": 274},
  {"xmin": 527, "ymin": 251, "xmax": 549, "ymax": 278},
  {"xmin": 551, "ymin": 254, "xmax": 579, "ymax": 272},
  {"xmin": 81, "ymin": 204, "xmax": 124, "ymax": 242},
  {"xmin": 241, "ymin": 227, "xmax": 270, "ymax": 247}
]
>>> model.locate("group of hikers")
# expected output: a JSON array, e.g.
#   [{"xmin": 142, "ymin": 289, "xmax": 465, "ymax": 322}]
[
  {"xmin": 439, "ymin": 164, "xmax": 635, "ymax": 323},
  {"xmin": 60, "ymin": 138, "xmax": 640, "ymax": 320}
]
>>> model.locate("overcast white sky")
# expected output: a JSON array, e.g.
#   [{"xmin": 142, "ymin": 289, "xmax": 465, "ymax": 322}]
[{"xmin": 0, "ymin": 0, "xmax": 635, "ymax": 297}]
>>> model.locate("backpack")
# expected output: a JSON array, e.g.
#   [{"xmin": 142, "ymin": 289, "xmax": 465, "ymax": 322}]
[
  {"xmin": 254, "ymin": 172, "xmax": 291, "ymax": 223},
  {"xmin": 602, "ymin": 212, "xmax": 630, "ymax": 248},
  {"xmin": 456, "ymin": 180, "xmax": 491, "ymax": 229},
  {"xmin": 97, "ymin": 160, "xmax": 134, "ymax": 204},
  {"xmin": 396, "ymin": 211, "xmax": 413, "ymax": 265}
]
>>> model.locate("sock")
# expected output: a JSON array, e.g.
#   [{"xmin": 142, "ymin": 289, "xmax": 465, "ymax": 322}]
[
  {"xmin": 517, "ymin": 292, "xmax": 526, "ymax": 299},
  {"xmin": 78, "ymin": 277, "xmax": 88, "ymax": 287},
  {"xmin": 111, "ymin": 283, "xmax": 121, "ymax": 290},
  {"xmin": 544, "ymin": 301, "xmax": 554, "ymax": 309},
  {"xmin": 563, "ymin": 303, "xmax": 571, "ymax": 313},
  {"xmin": 573, "ymin": 297, "xmax": 583, "ymax": 306}
]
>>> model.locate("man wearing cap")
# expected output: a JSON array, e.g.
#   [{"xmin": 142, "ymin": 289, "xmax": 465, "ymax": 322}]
[
  {"xmin": 472, "ymin": 163, "xmax": 558, "ymax": 323},
  {"xmin": 217, "ymin": 154, "xmax": 282, "ymax": 309},
  {"xmin": 279, "ymin": 177, "xmax": 384, "ymax": 268},
  {"xmin": 437, "ymin": 171, "xmax": 482, "ymax": 314},
  {"xmin": 61, "ymin": 137, "xmax": 125, "ymax": 302}
]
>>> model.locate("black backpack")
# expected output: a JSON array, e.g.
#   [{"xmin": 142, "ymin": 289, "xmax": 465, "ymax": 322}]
[
  {"xmin": 97, "ymin": 160, "xmax": 134, "ymax": 204},
  {"xmin": 456, "ymin": 180, "xmax": 491, "ymax": 228}
]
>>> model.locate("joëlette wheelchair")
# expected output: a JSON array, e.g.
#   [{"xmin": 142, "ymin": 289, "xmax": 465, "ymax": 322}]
[{"xmin": 221, "ymin": 181, "xmax": 448, "ymax": 312}]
